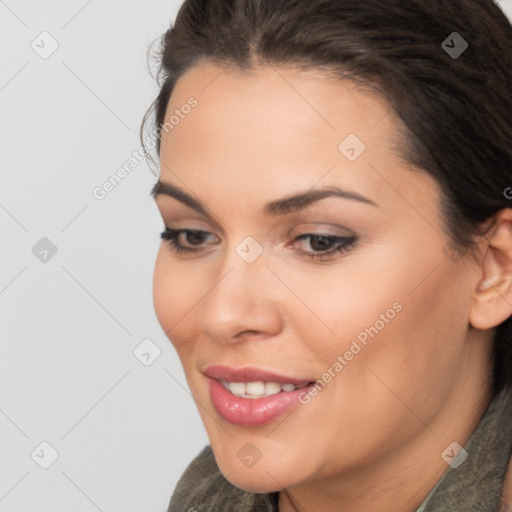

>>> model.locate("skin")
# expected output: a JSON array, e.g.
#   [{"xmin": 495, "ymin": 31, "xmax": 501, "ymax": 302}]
[
  {"xmin": 152, "ymin": 61, "xmax": 512, "ymax": 512},
  {"xmin": 502, "ymin": 457, "xmax": 512, "ymax": 511}
]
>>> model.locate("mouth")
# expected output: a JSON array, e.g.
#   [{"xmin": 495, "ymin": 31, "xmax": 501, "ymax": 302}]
[
  {"xmin": 204, "ymin": 364, "xmax": 313, "ymax": 386},
  {"xmin": 218, "ymin": 379, "xmax": 311, "ymax": 399},
  {"xmin": 204, "ymin": 365, "xmax": 316, "ymax": 426}
]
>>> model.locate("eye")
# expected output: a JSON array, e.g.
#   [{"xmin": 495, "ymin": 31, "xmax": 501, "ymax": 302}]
[
  {"xmin": 159, "ymin": 228, "xmax": 357, "ymax": 261},
  {"xmin": 291, "ymin": 233, "xmax": 357, "ymax": 260},
  {"xmin": 160, "ymin": 228, "xmax": 216, "ymax": 254}
]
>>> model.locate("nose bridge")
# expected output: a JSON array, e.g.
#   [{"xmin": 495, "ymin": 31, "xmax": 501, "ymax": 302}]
[
  {"xmin": 197, "ymin": 237, "xmax": 282, "ymax": 342},
  {"xmin": 213, "ymin": 232, "xmax": 269, "ymax": 293}
]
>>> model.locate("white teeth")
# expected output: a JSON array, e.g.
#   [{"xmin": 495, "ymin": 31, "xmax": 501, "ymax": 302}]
[
  {"xmin": 265, "ymin": 382, "xmax": 282, "ymax": 395},
  {"xmin": 229, "ymin": 382, "xmax": 245, "ymax": 395},
  {"xmin": 220, "ymin": 380, "xmax": 302, "ymax": 398},
  {"xmin": 245, "ymin": 381, "xmax": 265, "ymax": 395}
]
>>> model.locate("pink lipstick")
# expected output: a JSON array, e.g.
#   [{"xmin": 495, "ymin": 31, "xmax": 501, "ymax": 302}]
[{"xmin": 204, "ymin": 365, "xmax": 314, "ymax": 426}]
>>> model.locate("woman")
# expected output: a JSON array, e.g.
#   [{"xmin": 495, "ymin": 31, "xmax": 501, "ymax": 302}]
[{"xmin": 141, "ymin": 0, "xmax": 512, "ymax": 510}]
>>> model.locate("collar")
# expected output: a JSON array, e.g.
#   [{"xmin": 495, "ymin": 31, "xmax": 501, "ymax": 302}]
[{"xmin": 419, "ymin": 385, "xmax": 512, "ymax": 511}]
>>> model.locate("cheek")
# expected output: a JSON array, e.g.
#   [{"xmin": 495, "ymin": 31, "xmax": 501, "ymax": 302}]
[
  {"xmin": 152, "ymin": 249, "xmax": 200, "ymax": 351},
  {"xmin": 152, "ymin": 250, "xmax": 174, "ymax": 331},
  {"xmin": 288, "ymin": 244, "xmax": 466, "ymax": 389},
  {"xmin": 339, "ymin": 260, "xmax": 468, "ymax": 403},
  {"xmin": 262, "ymin": 252, "xmax": 409, "ymax": 366}
]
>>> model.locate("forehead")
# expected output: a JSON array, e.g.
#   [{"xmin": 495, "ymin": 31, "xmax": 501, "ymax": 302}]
[
  {"xmin": 164, "ymin": 61, "xmax": 395, "ymax": 144},
  {"xmin": 158, "ymin": 61, "xmax": 440, "ymax": 220}
]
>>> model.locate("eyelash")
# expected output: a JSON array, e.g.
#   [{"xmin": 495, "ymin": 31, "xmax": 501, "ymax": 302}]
[{"xmin": 160, "ymin": 228, "xmax": 357, "ymax": 261}]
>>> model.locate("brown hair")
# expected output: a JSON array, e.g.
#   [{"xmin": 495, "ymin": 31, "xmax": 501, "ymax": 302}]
[{"xmin": 141, "ymin": 0, "xmax": 512, "ymax": 393}]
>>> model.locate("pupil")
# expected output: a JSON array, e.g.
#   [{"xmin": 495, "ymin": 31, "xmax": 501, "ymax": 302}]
[
  {"xmin": 311, "ymin": 235, "xmax": 332, "ymax": 251},
  {"xmin": 187, "ymin": 231, "xmax": 206, "ymax": 245}
]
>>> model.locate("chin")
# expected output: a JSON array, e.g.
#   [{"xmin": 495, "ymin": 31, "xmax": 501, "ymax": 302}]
[
  {"xmin": 222, "ymin": 469, "xmax": 284, "ymax": 494},
  {"xmin": 213, "ymin": 450, "xmax": 290, "ymax": 493}
]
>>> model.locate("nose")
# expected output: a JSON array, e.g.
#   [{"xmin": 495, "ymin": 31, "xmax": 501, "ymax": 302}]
[{"xmin": 197, "ymin": 247, "xmax": 283, "ymax": 344}]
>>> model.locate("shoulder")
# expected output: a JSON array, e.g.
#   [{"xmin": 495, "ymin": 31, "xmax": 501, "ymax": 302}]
[{"xmin": 166, "ymin": 445, "xmax": 278, "ymax": 512}]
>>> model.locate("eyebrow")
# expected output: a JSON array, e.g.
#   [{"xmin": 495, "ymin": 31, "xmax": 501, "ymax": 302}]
[{"xmin": 150, "ymin": 180, "xmax": 377, "ymax": 219}]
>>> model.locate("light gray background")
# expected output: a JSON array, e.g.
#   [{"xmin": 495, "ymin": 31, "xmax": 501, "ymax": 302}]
[
  {"xmin": 1, "ymin": 1, "xmax": 512, "ymax": 511},
  {"xmin": 1, "ymin": 1, "xmax": 209, "ymax": 511}
]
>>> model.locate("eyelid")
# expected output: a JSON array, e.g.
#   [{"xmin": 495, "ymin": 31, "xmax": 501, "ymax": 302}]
[
  {"xmin": 157, "ymin": 201, "xmax": 226, "ymax": 233},
  {"xmin": 161, "ymin": 218, "xmax": 219, "ymax": 235},
  {"xmin": 162, "ymin": 221, "xmax": 356, "ymax": 241},
  {"xmin": 287, "ymin": 223, "xmax": 356, "ymax": 239}
]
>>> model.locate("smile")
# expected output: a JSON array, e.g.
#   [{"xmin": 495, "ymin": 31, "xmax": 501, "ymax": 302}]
[
  {"xmin": 204, "ymin": 365, "xmax": 315, "ymax": 426},
  {"xmin": 219, "ymin": 380, "xmax": 310, "ymax": 398}
]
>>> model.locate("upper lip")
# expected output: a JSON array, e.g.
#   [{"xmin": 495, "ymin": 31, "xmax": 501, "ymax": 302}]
[{"xmin": 203, "ymin": 365, "xmax": 313, "ymax": 385}]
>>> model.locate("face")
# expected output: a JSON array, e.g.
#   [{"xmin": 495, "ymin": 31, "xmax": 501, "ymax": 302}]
[{"xmin": 152, "ymin": 62, "xmax": 485, "ymax": 493}]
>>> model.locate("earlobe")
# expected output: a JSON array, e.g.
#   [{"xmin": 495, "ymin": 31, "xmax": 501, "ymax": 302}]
[{"xmin": 469, "ymin": 211, "xmax": 512, "ymax": 330}]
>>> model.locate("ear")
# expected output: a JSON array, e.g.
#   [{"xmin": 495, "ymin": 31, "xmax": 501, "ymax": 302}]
[{"xmin": 469, "ymin": 209, "xmax": 512, "ymax": 330}]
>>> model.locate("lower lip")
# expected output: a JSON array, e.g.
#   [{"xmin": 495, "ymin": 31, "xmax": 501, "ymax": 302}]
[{"xmin": 208, "ymin": 377, "xmax": 313, "ymax": 426}]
